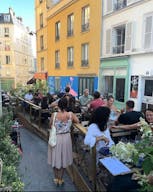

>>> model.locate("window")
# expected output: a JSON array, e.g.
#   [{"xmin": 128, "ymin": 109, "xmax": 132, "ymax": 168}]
[
  {"xmin": 144, "ymin": 15, "xmax": 153, "ymax": 50},
  {"xmin": 112, "ymin": 25, "xmax": 125, "ymax": 54},
  {"xmin": 4, "ymin": 14, "xmax": 10, "ymax": 22},
  {"xmin": 4, "ymin": 27, "xmax": 9, "ymax": 37},
  {"xmin": 81, "ymin": 43, "xmax": 89, "ymax": 66},
  {"xmin": 144, "ymin": 80, "xmax": 153, "ymax": 97},
  {"xmin": 5, "ymin": 42, "xmax": 10, "ymax": 51},
  {"xmin": 106, "ymin": 22, "xmax": 133, "ymax": 55},
  {"xmin": 40, "ymin": 13, "xmax": 43, "ymax": 28},
  {"xmin": 103, "ymin": 76, "xmax": 114, "ymax": 97},
  {"xmin": 55, "ymin": 77, "xmax": 61, "ymax": 92},
  {"xmin": 55, "ymin": 21, "xmax": 60, "ymax": 41},
  {"xmin": 40, "ymin": 35, "xmax": 44, "ymax": 50},
  {"xmin": 41, "ymin": 57, "xmax": 44, "ymax": 71},
  {"xmin": 79, "ymin": 77, "xmax": 94, "ymax": 96},
  {"xmin": 39, "ymin": 0, "xmax": 43, "ymax": 3},
  {"xmin": 67, "ymin": 47, "xmax": 74, "ymax": 67},
  {"xmin": 67, "ymin": 14, "xmax": 74, "ymax": 37},
  {"xmin": 82, "ymin": 5, "xmax": 90, "ymax": 32},
  {"xmin": 55, "ymin": 50, "xmax": 60, "ymax": 68},
  {"xmin": 115, "ymin": 78, "xmax": 125, "ymax": 102},
  {"xmin": 6, "ymin": 55, "xmax": 10, "ymax": 64}
]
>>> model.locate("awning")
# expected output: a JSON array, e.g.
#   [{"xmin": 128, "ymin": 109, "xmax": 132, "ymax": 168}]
[
  {"xmin": 27, "ymin": 77, "xmax": 36, "ymax": 84},
  {"xmin": 34, "ymin": 72, "xmax": 48, "ymax": 80}
]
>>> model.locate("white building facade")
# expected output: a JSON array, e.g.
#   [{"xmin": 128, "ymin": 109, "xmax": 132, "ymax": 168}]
[
  {"xmin": 100, "ymin": 0, "xmax": 153, "ymax": 111},
  {"xmin": 0, "ymin": 8, "xmax": 35, "ymax": 90}
]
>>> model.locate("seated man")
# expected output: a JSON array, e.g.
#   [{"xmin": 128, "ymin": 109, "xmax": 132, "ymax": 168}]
[
  {"xmin": 116, "ymin": 100, "xmax": 143, "ymax": 125},
  {"xmin": 24, "ymin": 90, "xmax": 33, "ymax": 102},
  {"xmin": 23, "ymin": 90, "xmax": 33, "ymax": 111},
  {"xmin": 79, "ymin": 89, "xmax": 93, "ymax": 107}
]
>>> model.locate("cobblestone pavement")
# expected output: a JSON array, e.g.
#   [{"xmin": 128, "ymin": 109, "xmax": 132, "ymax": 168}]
[{"xmin": 18, "ymin": 128, "xmax": 78, "ymax": 191}]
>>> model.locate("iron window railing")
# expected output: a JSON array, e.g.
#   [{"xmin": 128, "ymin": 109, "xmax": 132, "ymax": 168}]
[
  {"xmin": 82, "ymin": 23, "xmax": 89, "ymax": 32},
  {"xmin": 113, "ymin": 45, "xmax": 125, "ymax": 54},
  {"xmin": 114, "ymin": 0, "xmax": 127, "ymax": 10},
  {"xmin": 67, "ymin": 30, "xmax": 74, "ymax": 37},
  {"xmin": 67, "ymin": 61, "xmax": 73, "ymax": 67},
  {"xmin": 55, "ymin": 63, "xmax": 60, "ymax": 69}
]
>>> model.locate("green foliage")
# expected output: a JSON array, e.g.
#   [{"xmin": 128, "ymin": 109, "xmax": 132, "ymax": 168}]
[
  {"xmin": 133, "ymin": 136, "xmax": 153, "ymax": 191},
  {"xmin": 10, "ymin": 79, "xmax": 49, "ymax": 97},
  {"xmin": 0, "ymin": 108, "xmax": 24, "ymax": 191}
]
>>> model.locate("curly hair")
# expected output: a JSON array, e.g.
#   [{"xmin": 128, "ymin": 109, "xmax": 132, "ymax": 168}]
[
  {"xmin": 58, "ymin": 97, "xmax": 68, "ymax": 111},
  {"xmin": 89, "ymin": 106, "xmax": 110, "ymax": 131}
]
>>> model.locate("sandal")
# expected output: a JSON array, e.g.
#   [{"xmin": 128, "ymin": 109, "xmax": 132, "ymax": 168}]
[
  {"xmin": 53, "ymin": 178, "xmax": 59, "ymax": 186},
  {"xmin": 58, "ymin": 179, "xmax": 64, "ymax": 186}
]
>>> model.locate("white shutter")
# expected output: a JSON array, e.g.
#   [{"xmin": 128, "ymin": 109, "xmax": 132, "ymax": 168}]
[
  {"xmin": 107, "ymin": 0, "xmax": 113, "ymax": 13},
  {"xmin": 144, "ymin": 16, "xmax": 152, "ymax": 50},
  {"xmin": 106, "ymin": 29, "xmax": 111, "ymax": 54},
  {"xmin": 125, "ymin": 22, "xmax": 133, "ymax": 52},
  {"xmin": 127, "ymin": 0, "xmax": 141, "ymax": 6}
]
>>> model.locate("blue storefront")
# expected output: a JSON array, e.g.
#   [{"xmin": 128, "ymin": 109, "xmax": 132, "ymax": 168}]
[{"xmin": 48, "ymin": 76, "xmax": 98, "ymax": 97}]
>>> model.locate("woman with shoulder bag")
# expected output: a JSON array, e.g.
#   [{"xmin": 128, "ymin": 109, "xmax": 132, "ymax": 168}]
[{"xmin": 48, "ymin": 97, "xmax": 79, "ymax": 186}]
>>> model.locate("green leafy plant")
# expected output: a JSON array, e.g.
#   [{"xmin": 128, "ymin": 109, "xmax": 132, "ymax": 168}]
[{"xmin": 0, "ymin": 108, "xmax": 24, "ymax": 191}]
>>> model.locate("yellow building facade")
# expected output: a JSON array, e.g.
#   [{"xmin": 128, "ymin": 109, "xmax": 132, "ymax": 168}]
[
  {"xmin": 35, "ymin": 0, "xmax": 102, "ymax": 95},
  {"xmin": 35, "ymin": 0, "xmax": 50, "ymax": 73}
]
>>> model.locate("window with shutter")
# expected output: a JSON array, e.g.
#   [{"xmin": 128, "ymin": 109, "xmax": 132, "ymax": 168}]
[
  {"xmin": 144, "ymin": 15, "xmax": 153, "ymax": 50},
  {"xmin": 107, "ymin": 0, "xmax": 113, "ymax": 13},
  {"xmin": 125, "ymin": 22, "xmax": 133, "ymax": 52},
  {"xmin": 112, "ymin": 25, "xmax": 125, "ymax": 54},
  {"xmin": 106, "ymin": 29, "xmax": 111, "ymax": 54}
]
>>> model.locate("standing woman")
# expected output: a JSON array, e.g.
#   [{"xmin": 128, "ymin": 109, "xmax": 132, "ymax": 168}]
[{"xmin": 48, "ymin": 97, "xmax": 79, "ymax": 185}]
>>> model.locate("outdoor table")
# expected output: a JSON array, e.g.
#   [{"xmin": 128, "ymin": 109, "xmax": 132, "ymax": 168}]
[{"xmin": 110, "ymin": 127, "xmax": 138, "ymax": 143}]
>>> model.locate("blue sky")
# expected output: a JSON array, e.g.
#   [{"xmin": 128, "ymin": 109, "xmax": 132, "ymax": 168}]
[{"xmin": 0, "ymin": 0, "xmax": 35, "ymax": 31}]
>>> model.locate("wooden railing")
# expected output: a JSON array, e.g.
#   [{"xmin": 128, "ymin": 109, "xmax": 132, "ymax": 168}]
[
  {"xmin": 16, "ymin": 97, "xmax": 46, "ymax": 129},
  {"xmin": 5, "ymin": 96, "xmax": 141, "ymax": 191},
  {"xmin": 14, "ymin": 97, "xmax": 98, "ymax": 191}
]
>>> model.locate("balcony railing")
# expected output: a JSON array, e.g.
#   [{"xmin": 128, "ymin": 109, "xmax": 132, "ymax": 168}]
[
  {"xmin": 40, "ymin": 46, "xmax": 44, "ymax": 50},
  {"xmin": 113, "ymin": 45, "xmax": 125, "ymax": 54},
  {"xmin": 81, "ymin": 60, "xmax": 88, "ymax": 66},
  {"xmin": 67, "ymin": 30, "xmax": 74, "ymax": 37},
  {"xmin": 40, "ymin": 23, "xmax": 43, "ymax": 28},
  {"xmin": 81, "ymin": 23, "xmax": 89, "ymax": 32},
  {"xmin": 55, "ymin": 35, "xmax": 60, "ymax": 41}
]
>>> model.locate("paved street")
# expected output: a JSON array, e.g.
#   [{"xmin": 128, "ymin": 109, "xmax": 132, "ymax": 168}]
[{"xmin": 18, "ymin": 128, "xmax": 78, "ymax": 191}]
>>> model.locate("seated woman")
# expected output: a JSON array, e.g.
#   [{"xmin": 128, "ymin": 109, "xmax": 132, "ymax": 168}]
[
  {"xmin": 145, "ymin": 108, "xmax": 153, "ymax": 125},
  {"xmin": 106, "ymin": 95, "xmax": 120, "ymax": 126},
  {"xmin": 84, "ymin": 106, "xmax": 114, "ymax": 152}
]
